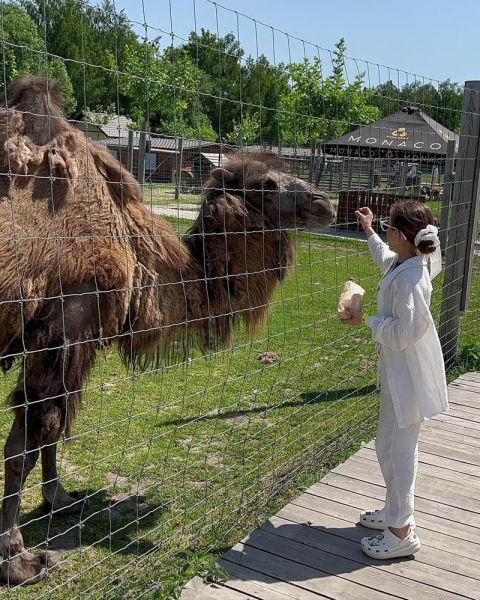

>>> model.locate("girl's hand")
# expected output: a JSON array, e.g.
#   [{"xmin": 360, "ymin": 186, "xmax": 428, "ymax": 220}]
[
  {"xmin": 355, "ymin": 207, "xmax": 373, "ymax": 231},
  {"xmin": 339, "ymin": 307, "xmax": 363, "ymax": 326}
]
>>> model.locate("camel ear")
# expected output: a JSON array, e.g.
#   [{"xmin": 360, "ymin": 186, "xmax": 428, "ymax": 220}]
[{"xmin": 210, "ymin": 167, "xmax": 234, "ymax": 186}]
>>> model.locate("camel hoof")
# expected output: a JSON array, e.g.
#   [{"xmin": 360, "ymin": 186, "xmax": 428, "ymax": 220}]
[
  {"xmin": 0, "ymin": 550, "xmax": 52, "ymax": 586},
  {"xmin": 42, "ymin": 491, "xmax": 90, "ymax": 516}
]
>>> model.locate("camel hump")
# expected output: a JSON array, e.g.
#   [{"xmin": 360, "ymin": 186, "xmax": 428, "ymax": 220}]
[
  {"xmin": 2, "ymin": 76, "xmax": 66, "ymax": 146},
  {"xmin": 89, "ymin": 142, "xmax": 143, "ymax": 205}
]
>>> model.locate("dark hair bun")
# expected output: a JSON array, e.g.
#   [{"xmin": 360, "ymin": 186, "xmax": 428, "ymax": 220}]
[{"xmin": 417, "ymin": 239, "xmax": 437, "ymax": 255}]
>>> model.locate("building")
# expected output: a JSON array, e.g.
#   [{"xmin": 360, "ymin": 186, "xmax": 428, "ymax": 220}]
[{"xmin": 72, "ymin": 113, "xmax": 228, "ymax": 185}]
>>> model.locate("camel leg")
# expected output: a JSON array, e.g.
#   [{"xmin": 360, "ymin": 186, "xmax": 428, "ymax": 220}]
[
  {"xmin": 41, "ymin": 444, "xmax": 89, "ymax": 515},
  {"xmin": 1, "ymin": 415, "xmax": 51, "ymax": 586}
]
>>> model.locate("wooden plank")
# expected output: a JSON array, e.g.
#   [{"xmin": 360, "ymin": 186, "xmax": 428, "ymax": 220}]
[
  {"xmin": 363, "ymin": 436, "xmax": 480, "ymax": 470},
  {"xmin": 419, "ymin": 434, "xmax": 480, "ymax": 460},
  {"xmin": 451, "ymin": 384, "xmax": 480, "ymax": 397},
  {"xmin": 458, "ymin": 372, "xmax": 480, "ymax": 384},
  {"xmin": 418, "ymin": 440, "xmax": 480, "ymax": 467},
  {"xmin": 450, "ymin": 380, "xmax": 480, "ymax": 394},
  {"xmin": 442, "ymin": 407, "xmax": 480, "ymax": 423},
  {"xmin": 220, "ymin": 562, "xmax": 332, "ymax": 600},
  {"xmin": 331, "ymin": 466, "xmax": 480, "ymax": 527},
  {"xmin": 420, "ymin": 426, "xmax": 480, "ymax": 449},
  {"xmin": 448, "ymin": 385, "xmax": 480, "ymax": 400},
  {"xmin": 418, "ymin": 417, "xmax": 480, "ymax": 442},
  {"xmin": 415, "ymin": 444, "xmax": 480, "ymax": 477},
  {"xmin": 266, "ymin": 510, "xmax": 480, "ymax": 599},
  {"xmin": 431, "ymin": 412, "xmax": 480, "ymax": 431},
  {"xmin": 357, "ymin": 447, "xmax": 480, "ymax": 492},
  {"xmin": 339, "ymin": 455, "xmax": 480, "ymax": 511},
  {"xmin": 448, "ymin": 400, "xmax": 480, "ymax": 414},
  {"xmin": 241, "ymin": 529, "xmax": 459, "ymax": 600},
  {"xmin": 223, "ymin": 541, "xmax": 396, "ymax": 600},
  {"xmin": 280, "ymin": 495, "xmax": 480, "ymax": 582},
  {"xmin": 305, "ymin": 478, "xmax": 480, "ymax": 559}
]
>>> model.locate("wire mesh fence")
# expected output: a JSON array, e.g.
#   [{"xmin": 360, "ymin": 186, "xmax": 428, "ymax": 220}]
[{"xmin": 0, "ymin": 0, "xmax": 479, "ymax": 597}]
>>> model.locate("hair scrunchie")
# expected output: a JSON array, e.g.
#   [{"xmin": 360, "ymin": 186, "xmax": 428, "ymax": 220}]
[
  {"xmin": 414, "ymin": 224, "xmax": 442, "ymax": 280},
  {"xmin": 414, "ymin": 224, "xmax": 439, "ymax": 248}
]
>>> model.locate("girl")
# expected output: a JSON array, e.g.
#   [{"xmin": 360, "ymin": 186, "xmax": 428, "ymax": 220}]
[{"xmin": 340, "ymin": 200, "xmax": 448, "ymax": 559}]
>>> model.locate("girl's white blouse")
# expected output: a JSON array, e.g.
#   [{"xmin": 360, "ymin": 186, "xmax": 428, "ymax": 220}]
[{"xmin": 366, "ymin": 234, "xmax": 449, "ymax": 428}]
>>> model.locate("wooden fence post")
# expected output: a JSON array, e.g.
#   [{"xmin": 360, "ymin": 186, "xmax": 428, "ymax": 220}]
[
  {"xmin": 368, "ymin": 160, "xmax": 375, "ymax": 190},
  {"xmin": 308, "ymin": 140, "xmax": 316, "ymax": 183},
  {"xmin": 347, "ymin": 158, "xmax": 353, "ymax": 191},
  {"xmin": 174, "ymin": 136, "xmax": 184, "ymax": 200},
  {"xmin": 439, "ymin": 139, "xmax": 456, "ymax": 252},
  {"xmin": 398, "ymin": 162, "xmax": 408, "ymax": 195},
  {"xmin": 127, "ymin": 129, "xmax": 134, "ymax": 174},
  {"xmin": 439, "ymin": 81, "xmax": 480, "ymax": 369},
  {"xmin": 315, "ymin": 154, "xmax": 325, "ymax": 187},
  {"xmin": 137, "ymin": 122, "xmax": 147, "ymax": 187},
  {"xmin": 338, "ymin": 159, "xmax": 345, "ymax": 192}
]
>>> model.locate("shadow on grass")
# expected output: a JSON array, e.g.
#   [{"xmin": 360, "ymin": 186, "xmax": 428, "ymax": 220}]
[
  {"xmin": 158, "ymin": 384, "xmax": 378, "ymax": 428},
  {"xmin": 18, "ymin": 487, "xmax": 162, "ymax": 561}
]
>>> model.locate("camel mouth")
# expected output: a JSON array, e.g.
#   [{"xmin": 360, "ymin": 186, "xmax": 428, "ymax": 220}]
[
  {"xmin": 302, "ymin": 213, "xmax": 335, "ymax": 231},
  {"xmin": 296, "ymin": 197, "xmax": 335, "ymax": 231}
]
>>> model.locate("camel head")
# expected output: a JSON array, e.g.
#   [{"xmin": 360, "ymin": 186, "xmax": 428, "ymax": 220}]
[
  {"xmin": 204, "ymin": 152, "xmax": 335, "ymax": 231},
  {"xmin": 183, "ymin": 153, "xmax": 334, "ymax": 350}
]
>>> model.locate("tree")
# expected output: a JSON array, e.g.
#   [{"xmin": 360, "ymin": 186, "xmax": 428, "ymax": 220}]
[
  {"xmin": 112, "ymin": 41, "xmax": 215, "ymax": 140},
  {"xmin": 227, "ymin": 113, "xmax": 260, "ymax": 145},
  {"xmin": 181, "ymin": 29, "xmax": 244, "ymax": 140},
  {"xmin": 0, "ymin": 2, "xmax": 75, "ymax": 113},
  {"xmin": 371, "ymin": 78, "xmax": 463, "ymax": 134},
  {"xmin": 278, "ymin": 39, "xmax": 380, "ymax": 146},
  {"xmin": 241, "ymin": 55, "xmax": 289, "ymax": 145},
  {"xmin": 20, "ymin": 0, "xmax": 138, "ymax": 114}
]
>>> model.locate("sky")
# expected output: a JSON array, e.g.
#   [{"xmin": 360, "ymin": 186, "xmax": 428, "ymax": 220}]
[{"xmin": 104, "ymin": 0, "xmax": 480, "ymax": 86}]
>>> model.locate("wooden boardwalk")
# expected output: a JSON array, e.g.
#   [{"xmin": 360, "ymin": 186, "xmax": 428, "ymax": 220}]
[{"xmin": 182, "ymin": 372, "xmax": 480, "ymax": 600}]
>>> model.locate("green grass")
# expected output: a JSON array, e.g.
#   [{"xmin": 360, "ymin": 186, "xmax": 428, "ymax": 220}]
[
  {"xmin": 0, "ymin": 229, "xmax": 478, "ymax": 599},
  {"xmin": 142, "ymin": 183, "xmax": 203, "ymax": 208}
]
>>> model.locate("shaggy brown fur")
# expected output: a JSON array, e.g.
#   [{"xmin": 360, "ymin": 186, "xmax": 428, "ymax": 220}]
[{"xmin": 0, "ymin": 76, "xmax": 333, "ymax": 585}]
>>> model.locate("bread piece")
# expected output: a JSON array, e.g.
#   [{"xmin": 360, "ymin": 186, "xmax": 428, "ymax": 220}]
[{"xmin": 337, "ymin": 280, "xmax": 365, "ymax": 319}]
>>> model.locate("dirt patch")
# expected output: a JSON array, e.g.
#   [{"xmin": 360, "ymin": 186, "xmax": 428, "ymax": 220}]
[
  {"xmin": 223, "ymin": 413, "xmax": 250, "ymax": 426},
  {"xmin": 205, "ymin": 453, "xmax": 223, "ymax": 467},
  {"xmin": 104, "ymin": 472, "xmax": 149, "ymax": 519},
  {"xmin": 59, "ymin": 453, "xmax": 87, "ymax": 484},
  {"xmin": 257, "ymin": 351, "xmax": 279, "ymax": 365}
]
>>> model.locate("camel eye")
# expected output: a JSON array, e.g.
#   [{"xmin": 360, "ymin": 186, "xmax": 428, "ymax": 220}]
[{"xmin": 261, "ymin": 177, "xmax": 277, "ymax": 193}]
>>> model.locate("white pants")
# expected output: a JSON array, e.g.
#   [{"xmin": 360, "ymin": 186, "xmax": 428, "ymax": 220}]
[{"xmin": 375, "ymin": 362, "xmax": 422, "ymax": 529}]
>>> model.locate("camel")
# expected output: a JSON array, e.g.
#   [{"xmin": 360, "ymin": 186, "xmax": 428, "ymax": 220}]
[{"xmin": 0, "ymin": 75, "xmax": 334, "ymax": 586}]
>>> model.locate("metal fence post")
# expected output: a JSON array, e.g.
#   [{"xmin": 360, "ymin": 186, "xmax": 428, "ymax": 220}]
[
  {"xmin": 137, "ymin": 122, "xmax": 147, "ymax": 187},
  {"xmin": 439, "ymin": 139, "xmax": 456, "ymax": 252},
  {"xmin": 127, "ymin": 129, "xmax": 134, "ymax": 173},
  {"xmin": 439, "ymin": 81, "xmax": 480, "ymax": 369},
  {"xmin": 308, "ymin": 140, "xmax": 316, "ymax": 183},
  {"xmin": 174, "ymin": 136, "xmax": 184, "ymax": 200}
]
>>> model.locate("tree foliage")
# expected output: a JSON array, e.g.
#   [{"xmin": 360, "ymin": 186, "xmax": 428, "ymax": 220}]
[
  {"xmin": 0, "ymin": 2, "xmax": 75, "ymax": 112},
  {"xmin": 279, "ymin": 39, "xmax": 380, "ymax": 146},
  {"xmin": 1, "ymin": 2, "xmax": 465, "ymax": 142},
  {"xmin": 372, "ymin": 79, "xmax": 463, "ymax": 133}
]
